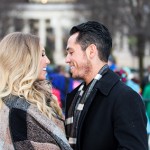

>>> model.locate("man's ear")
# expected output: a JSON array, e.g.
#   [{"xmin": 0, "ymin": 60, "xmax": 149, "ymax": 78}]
[{"xmin": 86, "ymin": 44, "xmax": 97, "ymax": 59}]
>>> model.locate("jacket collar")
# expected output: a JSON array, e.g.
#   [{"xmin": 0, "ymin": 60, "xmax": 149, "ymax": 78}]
[
  {"xmin": 95, "ymin": 69, "xmax": 120, "ymax": 96},
  {"xmin": 66, "ymin": 69, "xmax": 120, "ymax": 104}
]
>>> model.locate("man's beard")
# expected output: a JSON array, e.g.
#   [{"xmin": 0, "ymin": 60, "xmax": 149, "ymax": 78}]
[{"xmin": 73, "ymin": 60, "xmax": 92, "ymax": 80}]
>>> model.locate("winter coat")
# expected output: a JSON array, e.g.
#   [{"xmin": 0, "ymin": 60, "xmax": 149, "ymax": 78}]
[
  {"xmin": 0, "ymin": 95, "xmax": 72, "ymax": 150},
  {"xmin": 65, "ymin": 69, "xmax": 148, "ymax": 150}
]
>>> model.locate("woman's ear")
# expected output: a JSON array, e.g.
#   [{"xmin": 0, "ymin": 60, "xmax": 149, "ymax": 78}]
[{"xmin": 86, "ymin": 44, "xmax": 97, "ymax": 59}]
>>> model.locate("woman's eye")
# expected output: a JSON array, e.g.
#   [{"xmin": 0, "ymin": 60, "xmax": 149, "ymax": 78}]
[{"xmin": 42, "ymin": 52, "xmax": 46, "ymax": 57}]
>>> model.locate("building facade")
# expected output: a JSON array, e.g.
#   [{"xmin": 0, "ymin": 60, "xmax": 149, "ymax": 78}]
[
  {"xmin": 8, "ymin": 1, "xmax": 89, "ymax": 65},
  {"xmin": 2, "ymin": 0, "xmax": 150, "ymax": 70}
]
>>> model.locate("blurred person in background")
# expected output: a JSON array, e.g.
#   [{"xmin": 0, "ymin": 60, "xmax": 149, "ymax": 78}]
[
  {"xmin": 142, "ymin": 66, "xmax": 150, "ymax": 145},
  {"xmin": 47, "ymin": 65, "xmax": 80, "ymax": 112},
  {"xmin": 142, "ymin": 65, "xmax": 150, "ymax": 94},
  {"xmin": 108, "ymin": 54, "xmax": 117, "ymax": 71},
  {"xmin": 142, "ymin": 66, "xmax": 150, "ymax": 122},
  {"xmin": 0, "ymin": 32, "xmax": 73, "ymax": 150},
  {"xmin": 143, "ymin": 80, "xmax": 150, "ymax": 123},
  {"xmin": 123, "ymin": 67, "xmax": 141, "ymax": 94},
  {"xmin": 65, "ymin": 21, "xmax": 148, "ymax": 150},
  {"xmin": 115, "ymin": 67, "xmax": 141, "ymax": 95}
]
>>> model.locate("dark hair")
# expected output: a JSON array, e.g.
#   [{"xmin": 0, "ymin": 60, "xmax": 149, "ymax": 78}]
[{"xmin": 70, "ymin": 21, "xmax": 112, "ymax": 62}]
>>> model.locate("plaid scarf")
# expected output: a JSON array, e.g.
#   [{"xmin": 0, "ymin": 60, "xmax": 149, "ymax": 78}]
[{"xmin": 1, "ymin": 95, "xmax": 73, "ymax": 150}]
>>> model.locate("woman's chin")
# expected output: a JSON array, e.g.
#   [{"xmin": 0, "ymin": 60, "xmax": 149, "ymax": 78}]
[{"xmin": 37, "ymin": 76, "xmax": 46, "ymax": 81}]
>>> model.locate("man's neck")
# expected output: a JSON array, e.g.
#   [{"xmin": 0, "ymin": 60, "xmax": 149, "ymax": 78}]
[{"xmin": 85, "ymin": 62, "xmax": 108, "ymax": 85}]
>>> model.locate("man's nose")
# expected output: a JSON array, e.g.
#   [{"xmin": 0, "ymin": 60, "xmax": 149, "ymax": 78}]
[{"xmin": 65, "ymin": 55, "xmax": 70, "ymax": 63}]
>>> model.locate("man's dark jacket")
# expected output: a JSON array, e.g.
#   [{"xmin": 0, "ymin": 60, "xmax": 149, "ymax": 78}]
[{"xmin": 65, "ymin": 69, "xmax": 148, "ymax": 150}]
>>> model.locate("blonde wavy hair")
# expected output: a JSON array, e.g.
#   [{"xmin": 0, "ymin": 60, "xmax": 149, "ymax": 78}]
[{"xmin": 0, "ymin": 32, "xmax": 62, "ymax": 119}]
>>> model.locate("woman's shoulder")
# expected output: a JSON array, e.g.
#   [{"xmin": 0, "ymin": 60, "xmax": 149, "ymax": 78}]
[{"xmin": 3, "ymin": 95, "xmax": 30, "ymax": 111}]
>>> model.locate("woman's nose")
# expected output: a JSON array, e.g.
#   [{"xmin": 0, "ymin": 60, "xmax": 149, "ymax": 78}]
[{"xmin": 46, "ymin": 56, "xmax": 50, "ymax": 64}]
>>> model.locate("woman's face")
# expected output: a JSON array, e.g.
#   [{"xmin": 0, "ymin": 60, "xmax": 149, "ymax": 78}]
[{"xmin": 37, "ymin": 44, "xmax": 50, "ymax": 80}]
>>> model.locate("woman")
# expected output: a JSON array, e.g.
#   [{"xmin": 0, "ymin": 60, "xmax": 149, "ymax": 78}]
[{"xmin": 0, "ymin": 32, "xmax": 72, "ymax": 150}]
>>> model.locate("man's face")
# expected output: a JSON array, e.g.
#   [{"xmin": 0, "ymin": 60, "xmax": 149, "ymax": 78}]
[{"xmin": 65, "ymin": 33, "xmax": 92, "ymax": 80}]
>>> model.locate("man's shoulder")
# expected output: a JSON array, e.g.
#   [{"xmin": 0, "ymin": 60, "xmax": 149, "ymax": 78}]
[{"xmin": 95, "ymin": 69, "xmax": 120, "ymax": 95}]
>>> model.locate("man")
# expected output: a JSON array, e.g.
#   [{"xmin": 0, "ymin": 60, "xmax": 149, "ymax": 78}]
[{"xmin": 65, "ymin": 21, "xmax": 148, "ymax": 150}]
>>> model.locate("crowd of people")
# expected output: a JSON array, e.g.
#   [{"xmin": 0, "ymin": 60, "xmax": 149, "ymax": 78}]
[
  {"xmin": 46, "ymin": 65, "xmax": 81, "ymax": 113},
  {"xmin": 0, "ymin": 21, "xmax": 149, "ymax": 150}
]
